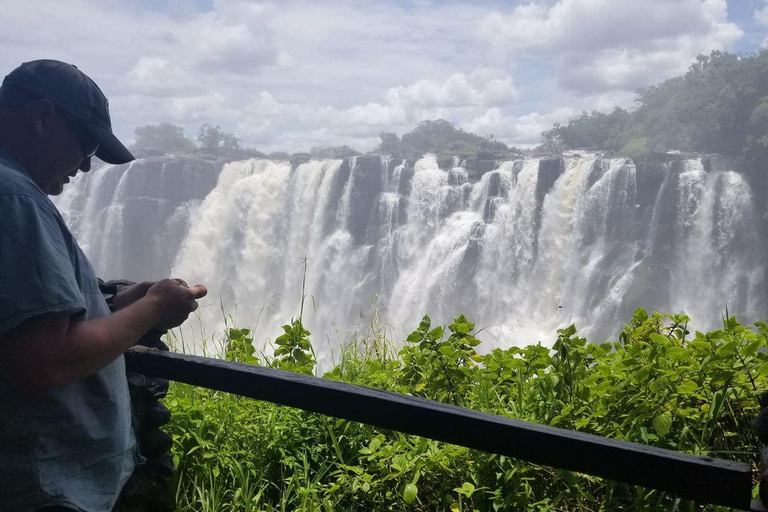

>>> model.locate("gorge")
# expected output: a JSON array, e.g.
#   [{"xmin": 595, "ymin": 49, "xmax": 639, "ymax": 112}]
[{"xmin": 54, "ymin": 153, "xmax": 767, "ymax": 368}]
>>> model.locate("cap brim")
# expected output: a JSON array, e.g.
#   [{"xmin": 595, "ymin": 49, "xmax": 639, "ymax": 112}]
[{"xmin": 86, "ymin": 124, "xmax": 135, "ymax": 164}]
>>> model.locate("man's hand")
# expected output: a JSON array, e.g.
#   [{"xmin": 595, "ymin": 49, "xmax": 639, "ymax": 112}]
[
  {"xmin": 144, "ymin": 279, "xmax": 208, "ymax": 330},
  {"xmin": 0, "ymin": 277, "xmax": 207, "ymax": 396},
  {"xmin": 111, "ymin": 281, "xmax": 154, "ymax": 311}
]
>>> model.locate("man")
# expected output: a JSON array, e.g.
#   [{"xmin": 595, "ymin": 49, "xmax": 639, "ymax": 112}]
[{"xmin": 0, "ymin": 60, "xmax": 207, "ymax": 511}]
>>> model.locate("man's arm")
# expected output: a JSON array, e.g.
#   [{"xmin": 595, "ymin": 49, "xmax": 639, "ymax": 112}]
[{"xmin": 0, "ymin": 279, "xmax": 207, "ymax": 397}]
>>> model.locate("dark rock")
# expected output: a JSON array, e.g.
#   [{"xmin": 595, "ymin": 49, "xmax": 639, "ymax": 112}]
[
  {"xmin": 483, "ymin": 198, "xmax": 499, "ymax": 222},
  {"xmin": 291, "ymin": 153, "xmax": 312, "ymax": 168},
  {"xmin": 753, "ymin": 408, "xmax": 768, "ymax": 444},
  {"xmin": 476, "ymin": 150, "xmax": 495, "ymax": 160},
  {"xmin": 144, "ymin": 429, "xmax": 174, "ymax": 458},
  {"xmin": 146, "ymin": 402, "xmax": 172, "ymax": 427},
  {"xmin": 114, "ymin": 462, "xmax": 174, "ymax": 512},
  {"xmin": 153, "ymin": 452, "xmax": 176, "ymax": 478},
  {"xmin": 347, "ymin": 155, "xmax": 384, "ymax": 244},
  {"xmin": 127, "ymin": 373, "xmax": 170, "ymax": 399},
  {"xmin": 465, "ymin": 159, "xmax": 495, "ymax": 182},
  {"xmin": 761, "ymin": 469, "xmax": 768, "ymax": 510},
  {"xmin": 437, "ymin": 156, "xmax": 454, "ymax": 170},
  {"xmin": 321, "ymin": 158, "xmax": 351, "ymax": 238},
  {"xmin": 398, "ymin": 165, "xmax": 415, "ymax": 196},
  {"xmin": 535, "ymin": 158, "xmax": 563, "ymax": 204},
  {"xmin": 487, "ymin": 173, "xmax": 502, "ymax": 197}
]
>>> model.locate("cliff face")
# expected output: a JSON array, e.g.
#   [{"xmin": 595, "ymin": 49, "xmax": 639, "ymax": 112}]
[
  {"xmin": 54, "ymin": 153, "xmax": 767, "ymax": 363},
  {"xmin": 55, "ymin": 155, "xmax": 225, "ymax": 280}
]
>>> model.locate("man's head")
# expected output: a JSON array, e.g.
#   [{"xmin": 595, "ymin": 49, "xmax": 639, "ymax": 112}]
[{"xmin": 0, "ymin": 60, "xmax": 134, "ymax": 195}]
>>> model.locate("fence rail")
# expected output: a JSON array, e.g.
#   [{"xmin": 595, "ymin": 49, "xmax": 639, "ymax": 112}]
[{"xmin": 124, "ymin": 346, "xmax": 756, "ymax": 510}]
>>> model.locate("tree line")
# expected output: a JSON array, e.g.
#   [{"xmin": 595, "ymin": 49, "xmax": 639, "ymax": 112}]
[
  {"xmin": 539, "ymin": 49, "xmax": 768, "ymax": 160},
  {"xmin": 132, "ymin": 122, "xmax": 254, "ymax": 155}
]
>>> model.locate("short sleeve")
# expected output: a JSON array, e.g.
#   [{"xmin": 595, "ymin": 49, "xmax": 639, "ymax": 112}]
[{"xmin": 0, "ymin": 194, "xmax": 86, "ymax": 336}]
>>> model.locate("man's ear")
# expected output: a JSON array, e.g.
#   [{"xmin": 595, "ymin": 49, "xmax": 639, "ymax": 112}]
[{"xmin": 30, "ymin": 99, "xmax": 56, "ymax": 138}]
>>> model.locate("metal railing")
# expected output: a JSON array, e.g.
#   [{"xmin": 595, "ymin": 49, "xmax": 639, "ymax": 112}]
[{"xmin": 124, "ymin": 346, "xmax": 763, "ymax": 511}]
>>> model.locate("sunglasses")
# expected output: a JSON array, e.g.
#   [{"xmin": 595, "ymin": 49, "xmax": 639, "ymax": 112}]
[{"xmin": 57, "ymin": 108, "xmax": 99, "ymax": 159}]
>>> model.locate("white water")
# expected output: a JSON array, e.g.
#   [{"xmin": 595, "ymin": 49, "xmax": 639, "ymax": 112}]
[{"xmin": 55, "ymin": 154, "xmax": 766, "ymax": 367}]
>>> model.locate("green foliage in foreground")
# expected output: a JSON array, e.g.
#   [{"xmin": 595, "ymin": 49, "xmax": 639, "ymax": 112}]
[{"xmin": 164, "ymin": 309, "xmax": 768, "ymax": 511}]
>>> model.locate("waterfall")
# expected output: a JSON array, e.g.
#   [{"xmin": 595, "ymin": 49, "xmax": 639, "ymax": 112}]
[{"xmin": 54, "ymin": 153, "xmax": 767, "ymax": 367}]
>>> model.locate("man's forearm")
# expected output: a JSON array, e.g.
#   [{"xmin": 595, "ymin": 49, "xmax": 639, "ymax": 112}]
[
  {"xmin": 1, "ymin": 296, "xmax": 162, "ymax": 395},
  {"xmin": 57, "ymin": 296, "xmax": 162, "ymax": 382}
]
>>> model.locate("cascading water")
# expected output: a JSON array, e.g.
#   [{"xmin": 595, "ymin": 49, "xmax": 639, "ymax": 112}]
[{"xmin": 54, "ymin": 153, "xmax": 767, "ymax": 367}]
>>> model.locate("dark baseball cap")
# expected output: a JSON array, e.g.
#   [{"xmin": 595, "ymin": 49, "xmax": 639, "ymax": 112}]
[{"xmin": 2, "ymin": 59, "xmax": 134, "ymax": 164}]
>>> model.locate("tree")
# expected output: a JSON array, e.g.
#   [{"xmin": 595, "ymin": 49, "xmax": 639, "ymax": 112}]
[
  {"xmin": 197, "ymin": 124, "xmax": 242, "ymax": 152},
  {"xmin": 377, "ymin": 132, "xmax": 402, "ymax": 155},
  {"xmin": 377, "ymin": 120, "xmax": 508, "ymax": 158},
  {"xmin": 310, "ymin": 145, "xmax": 361, "ymax": 158},
  {"xmin": 539, "ymin": 48, "xmax": 768, "ymax": 157},
  {"xmin": 132, "ymin": 123, "xmax": 196, "ymax": 153}
]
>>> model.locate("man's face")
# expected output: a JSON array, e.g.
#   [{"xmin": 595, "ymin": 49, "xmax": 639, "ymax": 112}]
[{"xmin": 33, "ymin": 104, "xmax": 90, "ymax": 196}]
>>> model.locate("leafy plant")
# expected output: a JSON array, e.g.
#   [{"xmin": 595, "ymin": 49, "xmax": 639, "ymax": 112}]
[{"xmin": 165, "ymin": 308, "xmax": 768, "ymax": 511}]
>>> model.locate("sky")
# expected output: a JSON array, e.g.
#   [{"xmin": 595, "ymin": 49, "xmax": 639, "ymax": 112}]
[{"xmin": 1, "ymin": 0, "xmax": 766, "ymax": 153}]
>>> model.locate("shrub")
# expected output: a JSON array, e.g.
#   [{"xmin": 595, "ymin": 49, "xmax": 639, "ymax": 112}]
[{"xmin": 165, "ymin": 309, "xmax": 767, "ymax": 511}]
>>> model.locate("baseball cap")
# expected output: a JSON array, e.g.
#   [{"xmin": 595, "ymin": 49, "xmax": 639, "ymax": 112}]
[{"xmin": 1, "ymin": 59, "xmax": 134, "ymax": 164}]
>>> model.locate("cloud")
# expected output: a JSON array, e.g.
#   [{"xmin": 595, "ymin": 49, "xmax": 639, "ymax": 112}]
[
  {"xmin": 232, "ymin": 68, "xmax": 520, "ymax": 152},
  {"xmin": 757, "ymin": 2, "xmax": 768, "ymax": 26},
  {"xmin": 385, "ymin": 68, "xmax": 518, "ymax": 109},
  {"xmin": 0, "ymin": 0, "xmax": 753, "ymax": 153},
  {"xmin": 481, "ymin": 0, "xmax": 742, "ymax": 93},
  {"xmin": 756, "ymin": 1, "xmax": 768, "ymax": 47}
]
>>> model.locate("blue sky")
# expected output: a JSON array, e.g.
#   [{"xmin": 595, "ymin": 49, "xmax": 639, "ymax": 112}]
[{"xmin": 2, "ymin": 0, "xmax": 766, "ymax": 152}]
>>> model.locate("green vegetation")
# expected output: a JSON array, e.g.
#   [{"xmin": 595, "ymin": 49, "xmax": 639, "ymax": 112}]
[
  {"xmin": 376, "ymin": 119, "xmax": 516, "ymax": 160},
  {"xmin": 130, "ymin": 122, "xmax": 265, "ymax": 157},
  {"xmin": 310, "ymin": 146, "xmax": 361, "ymax": 159},
  {"xmin": 197, "ymin": 123, "xmax": 243, "ymax": 152},
  {"xmin": 165, "ymin": 308, "xmax": 767, "ymax": 511},
  {"xmin": 132, "ymin": 122, "xmax": 197, "ymax": 152},
  {"xmin": 540, "ymin": 49, "xmax": 768, "ymax": 160}
]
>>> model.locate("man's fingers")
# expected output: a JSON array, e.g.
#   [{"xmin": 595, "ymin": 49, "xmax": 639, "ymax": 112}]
[
  {"xmin": 190, "ymin": 285, "xmax": 208, "ymax": 299},
  {"xmin": 173, "ymin": 278, "xmax": 189, "ymax": 287}
]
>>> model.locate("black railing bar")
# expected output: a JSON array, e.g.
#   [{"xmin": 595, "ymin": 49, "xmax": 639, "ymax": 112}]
[{"xmin": 125, "ymin": 347, "xmax": 754, "ymax": 510}]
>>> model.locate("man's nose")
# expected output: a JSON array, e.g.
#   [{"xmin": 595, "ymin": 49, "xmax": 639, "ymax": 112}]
[{"xmin": 78, "ymin": 157, "xmax": 91, "ymax": 173}]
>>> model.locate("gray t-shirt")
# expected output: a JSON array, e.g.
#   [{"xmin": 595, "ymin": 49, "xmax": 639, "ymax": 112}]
[{"xmin": 0, "ymin": 151, "xmax": 138, "ymax": 512}]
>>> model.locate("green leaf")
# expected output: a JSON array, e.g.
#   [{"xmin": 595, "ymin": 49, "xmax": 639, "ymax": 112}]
[
  {"xmin": 652, "ymin": 412, "xmax": 672, "ymax": 439},
  {"xmin": 676, "ymin": 380, "xmax": 698, "ymax": 395},
  {"xmin": 741, "ymin": 340, "xmax": 761, "ymax": 358},
  {"xmin": 403, "ymin": 483, "xmax": 418, "ymax": 504},
  {"xmin": 428, "ymin": 326, "xmax": 444, "ymax": 340},
  {"xmin": 633, "ymin": 365, "xmax": 651, "ymax": 383},
  {"xmin": 406, "ymin": 332, "xmax": 423, "ymax": 343},
  {"xmin": 757, "ymin": 361, "xmax": 768, "ymax": 377}
]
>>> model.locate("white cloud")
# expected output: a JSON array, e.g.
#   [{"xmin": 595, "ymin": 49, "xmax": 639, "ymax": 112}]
[
  {"xmin": 385, "ymin": 68, "xmax": 518, "ymax": 109},
  {"xmin": 0, "ymin": 0, "xmax": 752, "ymax": 152},
  {"xmin": 462, "ymin": 107, "xmax": 577, "ymax": 147},
  {"xmin": 756, "ymin": 1, "xmax": 768, "ymax": 47},
  {"xmin": 481, "ymin": 0, "xmax": 742, "ymax": 93}
]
